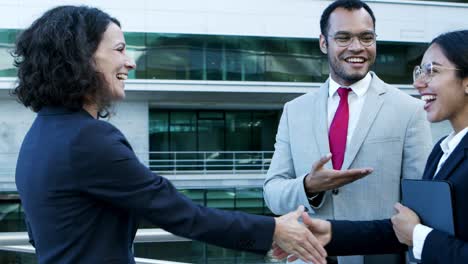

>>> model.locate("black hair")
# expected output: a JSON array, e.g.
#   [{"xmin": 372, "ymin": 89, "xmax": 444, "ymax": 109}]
[
  {"xmin": 320, "ymin": 0, "xmax": 376, "ymax": 37},
  {"xmin": 12, "ymin": 5, "xmax": 120, "ymax": 116},
  {"xmin": 430, "ymin": 30, "xmax": 468, "ymax": 79}
]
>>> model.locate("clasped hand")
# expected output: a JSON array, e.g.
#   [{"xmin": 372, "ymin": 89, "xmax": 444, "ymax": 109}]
[
  {"xmin": 391, "ymin": 202, "xmax": 421, "ymax": 246},
  {"xmin": 273, "ymin": 212, "xmax": 332, "ymax": 263},
  {"xmin": 273, "ymin": 206, "xmax": 328, "ymax": 264}
]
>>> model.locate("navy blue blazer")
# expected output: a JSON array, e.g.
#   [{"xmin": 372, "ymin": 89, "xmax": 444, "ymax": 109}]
[
  {"xmin": 325, "ymin": 132, "xmax": 468, "ymax": 264},
  {"xmin": 15, "ymin": 107, "xmax": 275, "ymax": 264}
]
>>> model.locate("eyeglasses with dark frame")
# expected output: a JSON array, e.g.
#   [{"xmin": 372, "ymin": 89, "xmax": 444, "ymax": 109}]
[
  {"xmin": 413, "ymin": 62, "xmax": 461, "ymax": 84},
  {"xmin": 328, "ymin": 31, "xmax": 377, "ymax": 47}
]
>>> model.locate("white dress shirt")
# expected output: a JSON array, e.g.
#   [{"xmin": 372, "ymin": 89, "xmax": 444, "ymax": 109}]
[
  {"xmin": 412, "ymin": 126, "xmax": 468, "ymax": 259},
  {"xmin": 328, "ymin": 73, "xmax": 371, "ymax": 148},
  {"xmin": 306, "ymin": 73, "xmax": 372, "ymax": 208}
]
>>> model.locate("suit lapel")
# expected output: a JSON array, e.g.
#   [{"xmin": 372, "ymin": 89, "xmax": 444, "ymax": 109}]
[
  {"xmin": 342, "ymin": 74, "xmax": 385, "ymax": 170},
  {"xmin": 423, "ymin": 145, "xmax": 443, "ymax": 180},
  {"xmin": 313, "ymin": 80, "xmax": 331, "ymax": 165},
  {"xmin": 434, "ymin": 133, "xmax": 468, "ymax": 181}
]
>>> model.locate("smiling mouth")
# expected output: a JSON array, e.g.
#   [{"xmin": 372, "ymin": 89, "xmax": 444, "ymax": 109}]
[
  {"xmin": 421, "ymin": 95, "xmax": 436, "ymax": 103},
  {"xmin": 116, "ymin": 73, "xmax": 128, "ymax": 80},
  {"xmin": 345, "ymin": 57, "xmax": 365, "ymax": 63},
  {"xmin": 421, "ymin": 94, "xmax": 436, "ymax": 110}
]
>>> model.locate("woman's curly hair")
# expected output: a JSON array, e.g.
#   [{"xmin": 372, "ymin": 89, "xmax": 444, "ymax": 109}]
[{"xmin": 12, "ymin": 5, "xmax": 120, "ymax": 115}]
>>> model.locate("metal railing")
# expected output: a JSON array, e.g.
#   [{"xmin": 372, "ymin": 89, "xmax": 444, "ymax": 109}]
[
  {"xmin": 146, "ymin": 151, "xmax": 273, "ymax": 175},
  {"xmin": 0, "ymin": 229, "xmax": 191, "ymax": 264},
  {"xmin": 0, "ymin": 151, "xmax": 274, "ymax": 178}
]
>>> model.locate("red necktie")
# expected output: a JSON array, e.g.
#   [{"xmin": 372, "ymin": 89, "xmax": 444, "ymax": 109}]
[{"xmin": 329, "ymin": 87, "xmax": 351, "ymax": 170}]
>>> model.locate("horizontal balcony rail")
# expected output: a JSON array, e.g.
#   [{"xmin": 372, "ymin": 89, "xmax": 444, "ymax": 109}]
[
  {"xmin": 0, "ymin": 229, "xmax": 189, "ymax": 246},
  {"xmin": 0, "ymin": 151, "xmax": 273, "ymax": 178},
  {"xmin": 0, "ymin": 229, "xmax": 191, "ymax": 264},
  {"xmin": 146, "ymin": 151, "xmax": 274, "ymax": 175}
]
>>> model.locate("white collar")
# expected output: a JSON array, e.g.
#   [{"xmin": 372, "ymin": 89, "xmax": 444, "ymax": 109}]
[
  {"xmin": 328, "ymin": 72, "xmax": 372, "ymax": 98},
  {"xmin": 440, "ymin": 127, "xmax": 468, "ymax": 155}
]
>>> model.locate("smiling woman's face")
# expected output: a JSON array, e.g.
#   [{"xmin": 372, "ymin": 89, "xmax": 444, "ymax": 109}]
[
  {"xmin": 93, "ymin": 22, "xmax": 136, "ymax": 101},
  {"xmin": 414, "ymin": 43, "xmax": 468, "ymax": 132}
]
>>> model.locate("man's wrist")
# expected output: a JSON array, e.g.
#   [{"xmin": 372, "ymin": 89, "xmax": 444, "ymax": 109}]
[{"xmin": 303, "ymin": 173, "xmax": 325, "ymax": 207}]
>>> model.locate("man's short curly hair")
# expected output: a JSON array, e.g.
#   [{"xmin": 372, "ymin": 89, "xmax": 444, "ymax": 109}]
[
  {"xmin": 320, "ymin": 0, "xmax": 376, "ymax": 38},
  {"xmin": 12, "ymin": 5, "xmax": 120, "ymax": 114}
]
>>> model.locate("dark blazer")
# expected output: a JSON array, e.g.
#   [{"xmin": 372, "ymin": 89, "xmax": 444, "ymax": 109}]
[
  {"xmin": 326, "ymin": 132, "xmax": 468, "ymax": 264},
  {"xmin": 15, "ymin": 107, "xmax": 275, "ymax": 264}
]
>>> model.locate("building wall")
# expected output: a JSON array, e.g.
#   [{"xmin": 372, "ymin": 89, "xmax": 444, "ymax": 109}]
[
  {"xmin": 110, "ymin": 100, "xmax": 150, "ymax": 164},
  {"xmin": 0, "ymin": 90, "xmax": 149, "ymax": 189},
  {"xmin": 0, "ymin": 0, "xmax": 467, "ymax": 41},
  {"xmin": 0, "ymin": 98, "xmax": 35, "ymax": 190}
]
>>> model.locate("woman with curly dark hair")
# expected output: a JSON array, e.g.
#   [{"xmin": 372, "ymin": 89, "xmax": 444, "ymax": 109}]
[
  {"xmin": 13, "ymin": 5, "xmax": 120, "ymax": 117},
  {"xmin": 13, "ymin": 5, "xmax": 327, "ymax": 264}
]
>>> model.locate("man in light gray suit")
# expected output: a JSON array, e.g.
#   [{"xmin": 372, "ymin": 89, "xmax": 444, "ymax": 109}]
[{"xmin": 263, "ymin": 1, "xmax": 432, "ymax": 264}]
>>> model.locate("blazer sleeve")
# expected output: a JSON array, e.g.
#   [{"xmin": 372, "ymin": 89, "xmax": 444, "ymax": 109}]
[
  {"xmin": 263, "ymin": 103, "xmax": 313, "ymax": 215},
  {"xmin": 421, "ymin": 229, "xmax": 468, "ymax": 264},
  {"xmin": 326, "ymin": 219, "xmax": 406, "ymax": 256},
  {"xmin": 401, "ymin": 105, "xmax": 432, "ymax": 180},
  {"xmin": 70, "ymin": 121, "xmax": 275, "ymax": 254}
]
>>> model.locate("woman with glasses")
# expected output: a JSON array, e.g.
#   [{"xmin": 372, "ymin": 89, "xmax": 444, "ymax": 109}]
[{"xmin": 275, "ymin": 29, "xmax": 468, "ymax": 264}]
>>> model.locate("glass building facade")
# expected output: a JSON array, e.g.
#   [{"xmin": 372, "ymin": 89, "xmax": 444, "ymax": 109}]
[
  {"xmin": 1, "ymin": 29, "xmax": 427, "ymax": 84},
  {"xmin": 149, "ymin": 110, "xmax": 279, "ymax": 152},
  {"xmin": 127, "ymin": 33, "xmax": 427, "ymax": 84},
  {"xmin": 148, "ymin": 110, "xmax": 279, "ymax": 172}
]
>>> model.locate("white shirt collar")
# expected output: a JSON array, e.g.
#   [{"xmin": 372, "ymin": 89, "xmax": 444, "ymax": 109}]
[
  {"xmin": 328, "ymin": 72, "xmax": 372, "ymax": 98},
  {"xmin": 439, "ymin": 127, "xmax": 468, "ymax": 155}
]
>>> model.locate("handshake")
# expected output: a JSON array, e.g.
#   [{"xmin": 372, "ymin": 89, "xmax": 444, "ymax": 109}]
[
  {"xmin": 272, "ymin": 205, "xmax": 331, "ymax": 264},
  {"xmin": 272, "ymin": 203, "xmax": 420, "ymax": 264}
]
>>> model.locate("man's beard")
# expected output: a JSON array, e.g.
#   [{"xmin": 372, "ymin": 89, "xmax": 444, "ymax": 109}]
[{"xmin": 330, "ymin": 61, "xmax": 368, "ymax": 84}]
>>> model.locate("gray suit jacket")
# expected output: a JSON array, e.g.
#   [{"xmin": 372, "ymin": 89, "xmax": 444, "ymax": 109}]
[{"xmin": 264, "ymin": 73, "xmax": 432, "ymax": 264}]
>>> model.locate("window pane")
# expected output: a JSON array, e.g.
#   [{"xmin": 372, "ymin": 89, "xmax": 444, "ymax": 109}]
[
  {"xmin": 197, "ymin": 115, "xmax": 225, "ymax": 151},
  {"xmin": 240, "ymin": 38, "xmax": 265, "ymax": 81},
  {"xmin": 149, "ymin": 111, "xmax": 169, "ymax": 171},
  {"xmin": 0, "ymin": 29, "xmax": 17, "ymax": 77},
  {"xmin": 224, "ymin": 37, "xmax": 242, "ymax": 81},
  {"xmin": 374, "ymin": 43, "xmax": 427, "ymax": 84},
  {"xmin": 205, "ymin": 36, "xmax": 223, "ymax": 80},
  {"xmin": 125, "ymin": 32, "xmax": 146, "ymax": 79},
  {"xmin": 225, "ymin": 111, "xmax": 251, "ymax": 151},
  {"xmin": 264, "ymin": 38, "xmax": 289, "ymax": 81},
  {"xmin": 146, "ymin": 34, "xmax": 203, "ymax": 80},
  {"xmin": 170, "ymin": 111, "xmax": 197, "ymax": 151},
  {"xmin": 252, "ymin": 111, "xmax": 279, "ymax": 151},
  {"xmin": 287, "ymin": 39, "xmax": 326, "ymax": 82}
]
